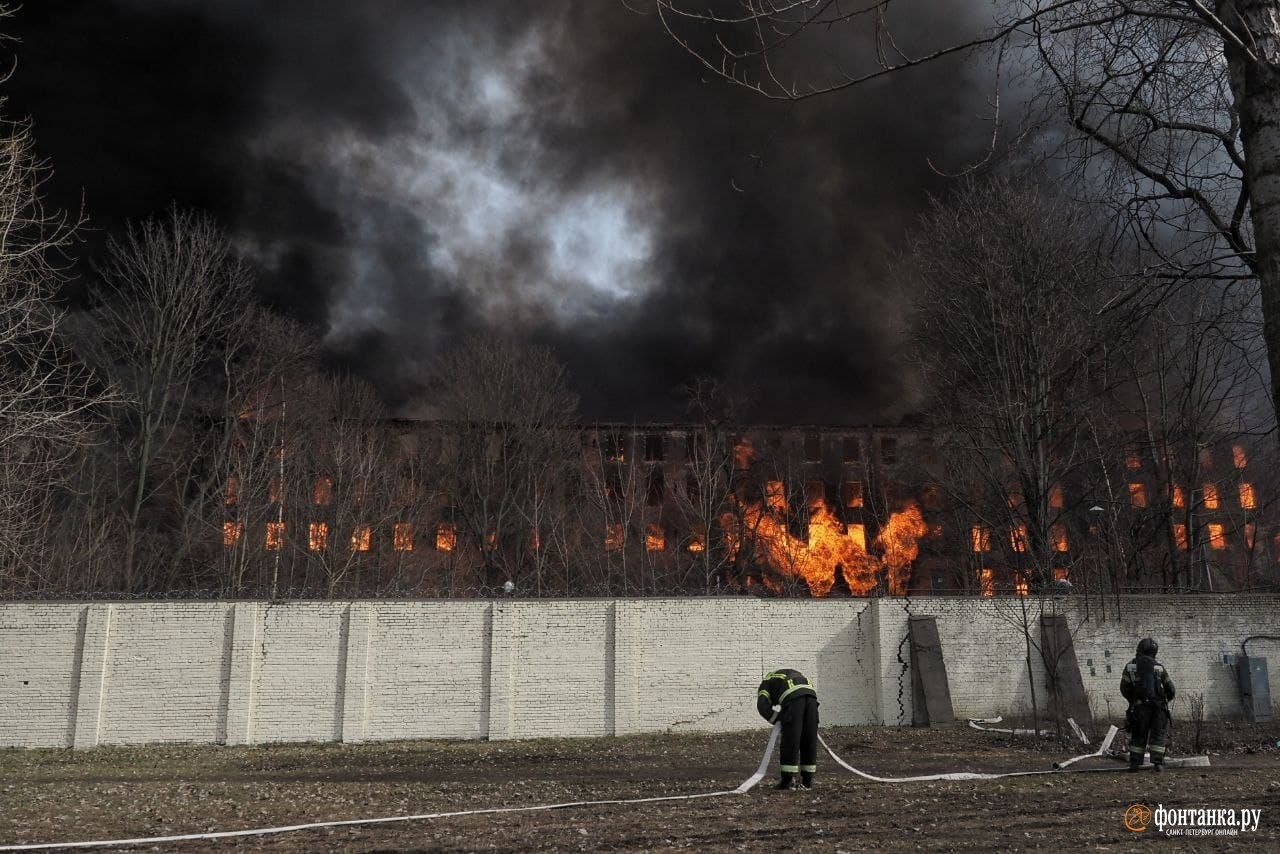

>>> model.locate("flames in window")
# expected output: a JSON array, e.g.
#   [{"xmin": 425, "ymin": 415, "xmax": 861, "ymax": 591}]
[
  {"xmin": 1051, "ymin": 524, "xmax": 1069, "ymax": 553},
  {"xmin": 687, "ymin": 526, "xmax": 706, "ymax": 553},
  {"xmin": 1173, "ymin": 523, "xmax": 1188, "ymax": 551},
  {"xmin": 394, "ymin": 522, "xmax": 414, "ymax": 551},
  {"xmin": 1233, "ymin": 445, "xmax": 1248, "ymax": 469},
  {"xmin": 1128, "ymin": 482, "xmax": 1147, "ymax": 508},
  {"xmin": 1239, "ymin": 482, "xmax": 1256, "ymax": 511},
  {"xmin": 350, "ymin": 525, "xmax": 372, "ymax": 552},
  {"xmin": 436, "ymin": 522, "xmax": 456, "ymax": 552},
  {"xmin": 1203, "ymin": 483, "xmax": 1220, "ymax": 509},
  {"xmin": 1010, "ymin": 524, "xmax": 1028, "ymax": 553},
  {"xmin": 978, "ymin": 568, "xmax": 995, "ymax": 597},
  {"xmin": 645, "ymin": 523, "xmax": 665, "ymax": 552},
  {"xmin": 1207, "ymin": 523, "xmax": 1227, "ymax": 550},
  {"xmin": 225, "ymin": 477, "xmax": 240, "ymax": 506},
  {"xmin": 265, "ymin": 521, "xmax": 285, "ymax": 551},
  {"xmin": 223, "ymin": 521, "xmax": 243, "ymax": 547},
  {"xmin": 309, "ymin": 522, "xmax": 329, "ymax": 551},
  {"xmin": 1172, "ymin": 484, "xmax": 1186, "ymax": 508},
  {"xmin": 971, "ymin": 525, "xmax": 991, "ymax": 553},
  {"xmin": 605, "ymin": 522, "xmax": 624, "ymax": 551}
]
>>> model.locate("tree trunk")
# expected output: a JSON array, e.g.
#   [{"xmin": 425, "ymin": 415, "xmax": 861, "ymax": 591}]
[{"xmin": 1223, "ymin": 0, "xmax": 1280, "ymax": 415}]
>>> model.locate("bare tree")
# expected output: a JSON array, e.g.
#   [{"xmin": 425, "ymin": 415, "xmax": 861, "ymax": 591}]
[
  {"xmin": 904, "ymin": 177, "xmax": 1122, "ymax": 589},
  {"xmin": 87, "ymin": 207, "xmax": 253, "ymax": 591},
  {"xmin": 0, "ymin": 117, "xmax": 109, "ymax": 592},
  {"xmin": 653, "ymin": 1, "xmax": 1280, "ymax": 421},
  {"xmin": 430, "ymin": 334, "xmax": 580, "ymax": 593}
]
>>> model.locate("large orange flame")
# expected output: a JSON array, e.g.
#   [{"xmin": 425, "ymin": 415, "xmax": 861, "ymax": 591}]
[{"xmin": 723, "ymin": 496, "xmax": 926, "ymax": 596}]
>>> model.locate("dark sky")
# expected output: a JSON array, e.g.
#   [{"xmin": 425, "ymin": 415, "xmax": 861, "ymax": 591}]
[{"xmin": 6, "ymin": 0, "xmax": 997, "ymax": 423}]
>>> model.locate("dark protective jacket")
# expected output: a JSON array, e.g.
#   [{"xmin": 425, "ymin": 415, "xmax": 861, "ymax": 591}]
[
  {"xmin": 1120, "ymin": 654, "xmax": 1176, "ymax": 707},
  {"xmin": 757, "ymin": 668, "xmax": 817, "ymax": 724}
]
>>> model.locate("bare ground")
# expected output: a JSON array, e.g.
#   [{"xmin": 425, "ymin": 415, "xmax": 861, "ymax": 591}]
[{"xmin": 2, "ymin": 721, "xmax": 1279, "ymax": 852}]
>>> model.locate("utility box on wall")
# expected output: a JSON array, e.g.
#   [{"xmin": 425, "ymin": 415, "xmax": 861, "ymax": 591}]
[{"xmin": 1236, "ymin": 656, "xmax": 1272, "ymax": 722}]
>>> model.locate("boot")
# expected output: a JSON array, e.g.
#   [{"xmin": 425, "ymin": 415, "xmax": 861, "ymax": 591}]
[
  {"xmin": 775, "ymin": 772, "xmax": 796, "ymax": 790},
  {"xmin": 1128, "ymin": 757, "xmax": 1142, "ymax": 773},
  {"xmin": 1152, "ymin": 763, "xmax": 1163, "ymax": 773},
  {"xmin": 799, "ymin": 771, "xmax": 814, "ymax": 789}
]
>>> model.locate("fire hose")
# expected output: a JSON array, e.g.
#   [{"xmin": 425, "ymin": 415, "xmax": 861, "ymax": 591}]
[{"xmin": 0, "ymin": 721, "xmax": 1144, "ymax": 851}]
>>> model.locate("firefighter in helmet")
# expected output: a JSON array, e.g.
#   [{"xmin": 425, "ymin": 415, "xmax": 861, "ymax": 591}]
[
  {"xmin": 757, "ymin": 668, "xmax": 819, "ymax": 789},
  {"xmin": 1120, "ymin": 637, "xmax": 1176, "ymax": 771}
]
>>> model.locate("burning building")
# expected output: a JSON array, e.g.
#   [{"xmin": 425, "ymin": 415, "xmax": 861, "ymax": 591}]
[{"xmin": 217, "ymin": 419, "xmax": 1280, "ymax": 599}]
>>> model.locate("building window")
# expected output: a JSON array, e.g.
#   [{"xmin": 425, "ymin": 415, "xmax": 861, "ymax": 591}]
[
  {"xmin": 436, "ymin": 522, "xmax": 456, "ymax": 552},
  {"xmin": 225, "ymin": 477, "xmax": 240, "ymax": 506},
  {"xmin": 1053, "ymin": 567, "xmax": 1069, "ymax": 582},
  {"xmin": 1125, "ymin": 447, "xmax": 1142, "ymax": 469},
  {"xmin": 841, "ymin": 480, "xmax": 864, "ymax": 509},
  {"xmin": 848, "ymin": 523, "xmax": 866, "ymax": 550},
  {"xmin": 971, "ymin": 525, "xmax": 991, "ymax": 553},
  {"xmin": 842, "ymin": 436, "xmax": 860, "ymax": 462},
  {"xmin": 646, "ymin": 469, "xmax": 665, "ymax": 507},
  {"xmin": 394, "ymin": 522, "xmax": 414, "ymax": 551},
  {"xmin": 265, "ymin": 521, "xmax": 286, "ymax": 551},
  {"xmin": 978, "ymin": 568, "xmax": 995, "ymax": 597},
  {"xmin": 1203, "ymin": 483, "xmax": 1220, "ymax": 509},
  {"xmin": 805, "ymin": 479, "xmax": 825, "ymax": 506},
  {"xmin": 350, "ymin": 525, "xmax": 372, "ymax": 552},
  {"xmin": 1239, "ymin": 482, "xmax": 1256, "ymax": 511},
  {"xmin": 268, "ymin": 477, "xmax": 283, "ymax": 504},
  {"xmin": 645, "ymin": 523, "xmax": 666, "ymax": 552},
  {"xmin": 734, "ymin": 438, "xmax": 754, "ymax": 470},
  {"xmin": 1015, "ymin": 577, "xmax": 1030, "ymax": 596},
  {"xmin": 1244, "ymin": 522, "xmax": 1257, "ymax": 550},
  {"xmin": 1128, "ymin": 482, "xmax": 1148, "ymax": 508},
  {"xmin": 602, "ymin": 432, "xmax": 625, "ymax": 462},
  {"xmin": 1052, "ymin": 524, "xmax": 1069, "ymax": 553},
  {"xmin": 1172, "ymin": 484, "xmax": 1186, "ymax": 508},
  {"xmin": 1173, "ymin": 523, "xmax": 1188, "ymax": 551},
  {"xmin": 687, "ymin": 525, "xmax": 706, "ymax": 553},
  {"xmin": 1049, "ymin": 484, "xmax": 1064, "ymax": 509},
  {"xmin": 308, "ymin": 522, "xmax": 329, "ymax": 551},
  {"xmin": 766, "ymin": 480, "xmax": 787, "ymax": 512},
  {"xmin": 644, "ymin": 434, "xmax": 664, "ymax": 462},
  {"xmin": 223, "ymin": 521, "xmax": 243, "ymax": 547},
  {"xmin": 1233, "ymin": 444, "xmax": 1248, "ymax": 469},
  {"xmin": 921, "ymin": 483, "xmax": 940, "ymax": 509},
  {"xmin": 313, "ymin": 476, "xmax": 333, "ymax": 506},
  {"xmin": 1207, "ymin": 523, "xmax": 1227, "ymax": 550},
  {"xmin": 1200, "ymin": 446, "xmax": 1214, "ymax": 470},
  {"xmin": 605, "ymin": 522, "xmax": 624, "ymax": 551},
  {"xmin": 880, "ymin": 437, "xmax": 897, "ymax": 465},
  {"xmin": 1010, "ymin": 525, "xmax": 1028, "ymax": 553},
  {"xmin": 803, "ymin": 433, "xmax": 821, "ymax": 462}
]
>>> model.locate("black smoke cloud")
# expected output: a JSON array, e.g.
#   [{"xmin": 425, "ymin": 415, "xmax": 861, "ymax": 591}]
[{"xmin": 7, "ymin": 0, "xmax": 996, "ymax": 422}]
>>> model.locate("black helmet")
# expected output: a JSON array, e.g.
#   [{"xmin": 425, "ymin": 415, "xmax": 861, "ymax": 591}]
[{"xmin": 1137, "ymin": 637, "xmax": 1158, "ymax": 657}]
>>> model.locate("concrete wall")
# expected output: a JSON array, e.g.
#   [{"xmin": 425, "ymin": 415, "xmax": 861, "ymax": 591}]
[{"xmin": 0, "ymin": 596, "xmax": 1276, "ymax": 748}]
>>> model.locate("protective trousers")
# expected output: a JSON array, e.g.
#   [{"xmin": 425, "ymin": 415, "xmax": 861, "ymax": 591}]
[
  {"xmin": 1128, "ymin": 703, "xmax": 1169, "ymax": 767},
  {"xmin": 779, "ymin": 694, "xmax": 820, "ymax": 784}
]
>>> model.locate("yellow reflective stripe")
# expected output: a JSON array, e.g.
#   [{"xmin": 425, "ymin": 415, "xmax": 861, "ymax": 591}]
[
  {"xmin": 780, "ymin": 764, "xmax": 799, "ymax": 773},
  {"xmin": 758, "ymin": 689, "xmax": 772, "ymax": 698},
  {"xmin": 800, "ymin": 765, "xmax": 816, "ymax": 772},
  {"xmin": 778, "ymin": 683, "xmax": 812, "ymax": 703},
  {"xmin": 1149, "ymin": 745, "xmax": 1166, "ymax": 754}
]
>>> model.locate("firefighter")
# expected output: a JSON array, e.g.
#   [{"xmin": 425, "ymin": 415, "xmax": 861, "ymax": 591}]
[
  {"xmin": 757, "ymin": 667, "xmax": 819, "ymax": 789},
  {"xmin": 1120, "ymin": 637, "xmax": 1176, "ymax": 772}
]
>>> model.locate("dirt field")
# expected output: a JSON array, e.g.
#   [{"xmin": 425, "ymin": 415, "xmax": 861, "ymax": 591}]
[{"xmin": 2, "ymin": 721, "xmax": 1278, "ymax": 852}]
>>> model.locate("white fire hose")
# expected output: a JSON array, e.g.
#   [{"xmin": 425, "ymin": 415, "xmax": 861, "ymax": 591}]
[{"xmin": 0, "ymin": 721, "xmax": 1136, "ymax": 851}]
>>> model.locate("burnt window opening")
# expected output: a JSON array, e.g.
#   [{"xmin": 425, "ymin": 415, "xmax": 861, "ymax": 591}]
[
  {"xmin": 842, "ymin": 436, "xmax": 860, "ymax": 462},
  {"xmin": 351, "ymin": 525, "xmax": 372, "ymax": 552},
  {"xmin": 805, "ymin": 479, "xmax": 826, "ymax": 507},
  {"xmin": 646, "ymin": 469, "xmax": 665, "ymax": 506},
  {"xmin": 313, "ymin": 476, "xmax": 333, "ymax": 506},
  {"xmin": 644, "ymin": 433, "xmax": 665, "ymax": 462},
  {"xmin": 879, "ymin": 437, "xmax": 898, "ymax": 465},
  {"xmin": 309, "ymin": 522, "xmax": 329, "ymax": 551},
  {"xmin": 602, "ymin": 432, "xmax": 626, "ymax": 462},
  {"xmin": 803, "ymin": 433, "xmax": 821, "ymax": 462},
  {"xmin": 685, "ymin": 472, "xmax": 701, "ymax": 504},
  {"xmin": 645, "ymin": 522, "xmax": 666, "ymax": 552},
  {"xmin": 436, "ymin": 522, "xmax": 457, "ymax": 552},
  {"xmin": 841, "ymin": 480, "xmax": 864, "ymax": 509}
]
